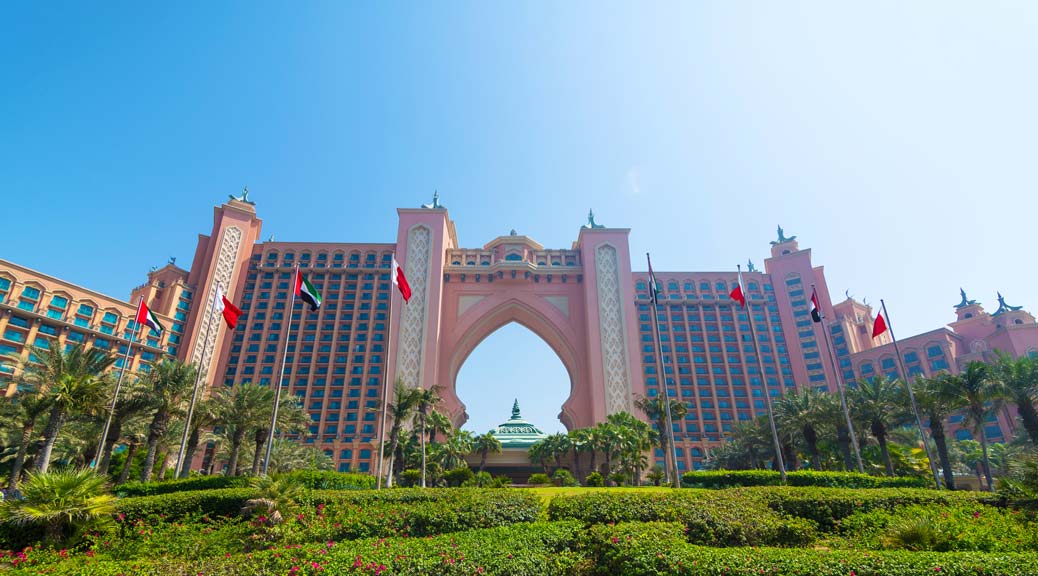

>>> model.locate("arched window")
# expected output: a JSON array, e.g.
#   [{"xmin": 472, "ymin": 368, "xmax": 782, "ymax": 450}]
[{"xmin": 505, "ymin": 253, "xmax": 522, "ymax": 261}]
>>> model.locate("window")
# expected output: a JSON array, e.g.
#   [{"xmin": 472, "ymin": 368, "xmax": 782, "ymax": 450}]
[
  {"xmin": 22, "ymin": 286, "xmax": 41, "ymax": 300},
  {"xmin": 77, "ymin": 303, "xmax": 94, "ymax": 318},
  {"xmin": 50, "ymin": 295, "xmax": 68, "ymax": 309}
]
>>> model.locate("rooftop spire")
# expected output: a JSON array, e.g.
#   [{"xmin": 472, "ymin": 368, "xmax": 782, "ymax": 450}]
[
  {"xmin": 512, "ymin": 398, "xmax": 521, "ymax": 419},
  {"xmin": 954, "ymin": 288, "xmax": 978, "ymax": 309}
]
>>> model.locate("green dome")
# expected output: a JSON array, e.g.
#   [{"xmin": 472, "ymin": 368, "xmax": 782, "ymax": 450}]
[{"xmin": 489, "ymin": 399, "xmax": 548, "ymax": 449}]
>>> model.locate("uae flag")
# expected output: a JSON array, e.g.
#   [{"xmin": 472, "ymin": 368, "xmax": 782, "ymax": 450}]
[
  {"xmin": 729, "ymin": 271, "xmax": 746, "ymax": 308},
  {"xmin": 135, "ymin": 300, "xmax": 165, "ymax": 334},
  {"xmin": 295, "ymin": 270, "xmax": 322, "ymax": 311},
  {"xmin": 810, "ymin": 288, "xmax": 823, "ymax": 323},
  {"xmin": 392, "ymin": 257, "xmax": 412, "ymax": 303},
  {"xmin": 872, "ymin": 311, "xmax": 888, "ymax": 338},
  {"xmin": 647, "ymin": 256, "xmax": 661, "ymax": 304},
  {"xmin": 215, "ymin": 285, "xmax": 243, "ymax": 329}
]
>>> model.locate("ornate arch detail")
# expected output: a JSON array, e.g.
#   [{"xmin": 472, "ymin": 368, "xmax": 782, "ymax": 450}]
[
  {"xmin": 395, "ymin": 225, "xmax": 432, "ymax": 388},
  {"xmin": 595, "ymin": 243, "xmax": 632, "ymax": 415},
  {"xmin": 192, "ymin": 225, "xmax": 243, "ymax": 378}
]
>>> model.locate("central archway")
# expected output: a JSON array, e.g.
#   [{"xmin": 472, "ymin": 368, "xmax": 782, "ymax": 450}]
[
  {"xmin": 434, "ymin": 294, "xmax": 594, "ymax": 432},
  {"xmin": 455, "ymin": 322, "xmax": 569, "ymax": 434}
]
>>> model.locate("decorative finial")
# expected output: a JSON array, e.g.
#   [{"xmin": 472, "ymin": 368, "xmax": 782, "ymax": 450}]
[
  {"xmin": 421, "ymin": 190, "xmax": 445, "ymax": 209},
  {"xmin": 511, "ymin": 399, "xmax": 521, "ymax": 419},
  {"xmin": 149, "ymin": 266, "xmax": 157, "ymax": 273},
  {"xmin": 509, "ymin": 229, "xmax": 517, "ymax": 236},
  {"xmin": 845, "ymin": 289, "xmax": 852, "ymax": 300},
  {"xmin": 168, "ymin": 256, "xmax": 177, "ymax": 266},
  {"xmin": 583, "ymin": 209, "xmax": 604, "ymax": 229},
  {"xmin": 267, "ymin": 234, "xmax": 276, "ymax": 242},
  {"xmin": 993, "ymin": 292, "xmax": 1023, "ymax": 316},
  {"xmin": 746, "ymin": 259, "xmax": 757, "ymax": 273},
  {"xmin": 770, "ymin": 225, "xmax": 797, "ymax": 246},
  {"xmin": 955, "ymin": 288, "xmax": 978, "ymax": 309},
  {"xmin": 228, "ymin": 186, "xmax": 254, "ymax": 205}
]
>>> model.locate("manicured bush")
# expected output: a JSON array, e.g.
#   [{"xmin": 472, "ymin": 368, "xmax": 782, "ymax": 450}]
[
  {"xmin": 115, "ymin": 488, "xmax": 258, "ymax": 522},
  {"xmin": 682, "ymin": 469, "xmax": 928, "ymax": 489},
  {"xmin": 279, "ymin": 470, "xmax": 375, "ymax": 491},
  {"xmin": 548, "ymin": 489, "xmax": 816, "ymax": 547},
  {"xmin": 585, "ymin": 471, "xmax": 604, "ymax": 487},
  {"xmin": 837, "ymin": 503, "xmax": 1038, "ymax": 552},
  {"xmin": 17, "ymin": 521, "xmax": 589, "ymax": 575},
  {"xmin": 461, "ymin": 471, "xmax": 494, "ymax": 487},
  {"xmin": 444, "ymin": 466, "xmax": 474, "ymax": 487},
  {"xmin": 528, "ymin": 473, "xmax": 553, "ymax": 486},
  {"xmin": 398, "ymin": 469, "xmax": 422, "ymax": 487},
  {"xmin": 115, "ymin": 475, "xmax": 249, "ymax": 497},
  {"xmin": 590, "ymin": 521, "xmax": 1038, "ymax": 576},
  {"xmin": 552, "ymin": 469, "xmax": 578, "ymax": 487}
]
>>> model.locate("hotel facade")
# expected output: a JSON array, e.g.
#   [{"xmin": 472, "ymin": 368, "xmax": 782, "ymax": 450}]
[{"xmin": 2, "ymin": 196, "xmax": 1036, "ymax": 473}]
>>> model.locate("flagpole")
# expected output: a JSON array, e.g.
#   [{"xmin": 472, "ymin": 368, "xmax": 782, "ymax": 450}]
[
  {"xmin": 646, "ymin": 253, "xmax": 681, "ymax": 488},
  {"xmin": 376, "ymin": 255, "xmax": 397, "ymax": 490},
  {"xmin": 175, "ymin": 283, "xmax": 221, "ymax": 478},
  {"xmin": 812, "ymin": 284, "xmax": 864, "ymax": 473},
  {"xmin": 93, "ymin": 298, "xmax": 144, "ymax": 471},
  {"xmin": 880, "ymin": 299, "xmax": 941, "ymax": 490},
  {"xmin": 741, "ymin": 266, "xmax": 786, "ymax": 481},
  {"xmin": 263, "ymin": 266, "xmax": 298, "ymax": 475}
]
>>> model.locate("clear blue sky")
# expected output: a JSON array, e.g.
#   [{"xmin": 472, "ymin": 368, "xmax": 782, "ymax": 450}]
[{"xmin": 3, "ymin": 2, "xmax": 1036, "ymax": 434}]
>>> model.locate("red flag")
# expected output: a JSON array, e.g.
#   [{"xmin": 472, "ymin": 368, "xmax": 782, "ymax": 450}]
[
  {"xmin": 729, "ymin": 271, "xmax": 746, "ymax": 308},
  {"xmin": 215, "ymin": 286, "xmax": 242, "ymax": 329},
  {"xmin": 872, "ymin": 312, "xmax": 888, "ymax": 338},
  {"xmin": 810, "ymin": 288, "xmax": 822, "ymax": 323},
  {"xmin": 392, "ymin": 257, "xmax": 411, "ymax": 303}
]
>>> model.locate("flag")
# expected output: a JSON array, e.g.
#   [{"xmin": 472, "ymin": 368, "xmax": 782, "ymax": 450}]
[
  {"xmin": 295, "ymin": 269, "xmax": 322, "ymax": 311},
  {"xmin": 872, "ymin": 311, "xmax": 888, "ymax": 338},
  {"xmin": 729, "ymin": 271, "xmax": 746, "ymax": 308},
  {"xmin": 647, "ymin": 255, "xmax": 661, "ymax": 304},
  {"xmin": 135, "ymin": 300, "xmax": 165, "ymax": 334},
  {"xmin": 215, "ymin": 285, "xmax": 243, "ymax": 329},
  {"xmin": 810, "ymin": 288, "xmax": 823, "ymax": 323},
  {"xmin": 392, "ymin": 257, "xmax": 412, "ymax": 303}
]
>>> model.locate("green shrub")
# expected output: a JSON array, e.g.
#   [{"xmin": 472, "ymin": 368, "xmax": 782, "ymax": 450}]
[
  {"xmin": 398, "ymin": 468, "xmax": 422, "ymax": 487},
  {"xmin": 444, "ymin": 466, "xmax": 473, "ymax": 487},
  {"xmin": 528, "ymin": 473, "xmax": 553, "ymax": 486},
  {"xmin": 115, "ymin": 488, "xmax": 258, "ymax": 522},
  {"xmin": 19, "ymin": 521, "xmax": 588, "ymax": 575},
  {"xmin": 837, "ymin": 503, "xmax": 1038, "ymax": 552},
  {"xmin": 609, "ymin": 472, "xmax": 626, "ymax": 486},
  {"xmin": 278, "ymin": 469, "xmax": 375, "ymax": 490},
  {"xmin": 590, "ymin": 521, "xmax": 1038, "ymax": 576},
  {"xmin": 493, "ymin": 474, "xmax": 512, "ymax": 488},
  {"xmin": 585, "ymin": 471, "xmax": 604, "ymax": 487},
  {"xmin": 682, "ymin": 469, "xmax": 928, "ymax": 489},
  {"xmin": 462, "ymin": 471, "xmax": 495, "ymax": 487},
  {"xmin": 548, "ymin": 489, "xmax": 816, "ymax": 547},
  {"xmin": 115, "ymin": 475, "xmax": 249, "ymax": 497},
  {"xmin": 552, "ymin": 469, "xmax": 578, "ymax": 487}
]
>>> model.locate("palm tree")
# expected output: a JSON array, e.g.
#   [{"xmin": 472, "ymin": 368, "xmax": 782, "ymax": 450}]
[
  {"xmin": 528, "ymin": 439, "xmax": 551, "ymax": 473},
  {"xmin": 610, "ymin": 412, "xmax": 654, "ymax": 485},
  {"xmin": 249, "ymin": 393, "xmax": 309, "ymax": 476},
  {"xmin": 568, "ymin": 428, "xmax": 591, "ymax": 483},
  {"xmin": 139, "ymin": 360, "xmax": 198, "ymax": 482},
  {"xmin": 634, "ymin": 395, "xmax": 687, "ymax": 485},
  {"xmin": 0, "ymin": 468, "xmax": 115, "ymax": 544},
  {"xmin": 241, "ymin": 474, "xmax": 304, "ymax": 526},
  {"xmin": 544, "ymin": 432, "xmax": 572, "ymax": 473},
  {"xmin": 474, "ymin": 432, "xmax": 502, "ymax": 473},
  {"xmin": 382, "ymin": 380, "xmax": 420, "ymax": 487},
  {"xmin": 851, "ymin": 375, "xmax": 907, "ymax": 476},
  {"xmin": 993, "ymin": 352, "xmax": 1038, "ymax": 445},
  {"xmin": 213, "ymin": 382, "xmax": 275, "ymax": 476},
  {"xmin": 412, "ymin": 385, "xmax": 443, "ymax": 488},
  {"xmin": 27, "ymin": 344, "xmax": 116, "ymax": 473},
  {"xmin": 115, "ymin": 428, "xmax": 145, "ymax": 484},
  {"xmin": 775, "ymin": 389, "xmax": 827, "ymax": 470},
  {"xmin": 178, "ymin": 397, "xmax": 220, "ymax": 478},
  {"xmin": 939, "ymin": 362, "xmax": 1002, "ymax": 491},
  {"xmin": 911, "ymin": 375, "xmax": 963, "ymax": 489},
  {"xmin": 427, "ymin": 410, "xmax": 453, "ymax": 444},
  {"xmin": 595, "ymin": 421, "xmax": 624, "ymax": 485},
  {"xmin": 264, "ymin": 437, "xmax": 335, "ymax": 473},
  {"xmin": 95, "ymin": 377, "xmax": 151, "ymax": 475},
  {"xmin": 442, "ymin": 430, "xmax": 473, "ymax": 470},
  {"xmin": 4, "ymin": 384, "xmax": 51, "ymax": 490}
]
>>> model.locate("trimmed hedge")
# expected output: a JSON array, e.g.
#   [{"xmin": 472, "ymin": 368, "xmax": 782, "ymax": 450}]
[
  {"xmin": 682, "ymin": 469, "xmax": 928, "ymax": 489},
  {"xmin": 115, "ymin": 488, "xmax": 258, "ymax": 521},
  {"xmin": 590, "ymin": 521, "xmax": 1038, "ymax": 575},
  {"xmin": 115, "ymin": 475, "xmax": 249, "ymax": 497},
  {"xmin": 547, "ymin": 489, "xmax": 816, "ymax": 547},
  {"xmin": 280, "ymin": 470, "xmax": 375, "ymax": 491},
  {"xmin": 12, "ymin": 521, "xmax": 588, "ymax": 575}
]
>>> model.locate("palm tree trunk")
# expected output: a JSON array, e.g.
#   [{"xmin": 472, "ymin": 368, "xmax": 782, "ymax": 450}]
[
  {"xmin": 251, "ymin": 429, "xmax": 268, "ymax": 476},
  {"xmin": 227, "ymin": 429, "xmax": 246, "ymax": 477},
  {"xmin": 385, "ymin": 426, "xmax": 400, "ymax": 488},
  {"xmin": 930, "ymin": 422, "xmax": 955, "ymax": 490},
  {"xmin": 571, "ymin": 447, "xmax": 582, "ymax": 484},
  {"xmin": 803, "ymin": 426, "xmax": 819, "ymax": 469},
  {"xmin": 8, "ymin": 423, "xmax": 34, "ymax": 490},
  {"xmin": 35, "ymin": 405, "xmax": 67, "ymax": 473},
  {"xmin": 97, "ymin": 419, "xmax": 123, "ymax": 475},
  {"xmin": 157, "ymin": 452, "xmax": 171, "ymax": 481},
  {"xmin": 877, "ymin": 433, "xmax": 894, "ymax": 476},
  {"xmin": 180, "ymin": 427, "xmax": 201, "ymax": 478},
  {"xmin": 836, "ymin": 424, "xmax": 853, "ymax": 472},
  {"xmin": 141, "ymin": 412, "xmax": 170, "ymax": 482},
  {"xmin": 589, "ymin": 450, "xmax": 598, "ymax": 477},
  {"xmin": 479, "ymin": 447, "xmax": 488, "ymax": 473},
  {"xmin": 978, "ymin": 424, "xmax": 995, "ymax": 492},
  {"xmin": 118, "ymin": 442, "xmax": 139, "ymax": 484},
  {"xmin": 1016, "ymin": 398, "xmax": 1038, "ymax": 445},
  {"xmin": 420, "ymin": 413, "xmax": 427, "ymax": 488}
]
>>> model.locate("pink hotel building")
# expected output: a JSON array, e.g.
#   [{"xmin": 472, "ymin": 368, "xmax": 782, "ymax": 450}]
[{"xmin": 2, "ymin": 196, "xmax": 1037, "ymax": 473}]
